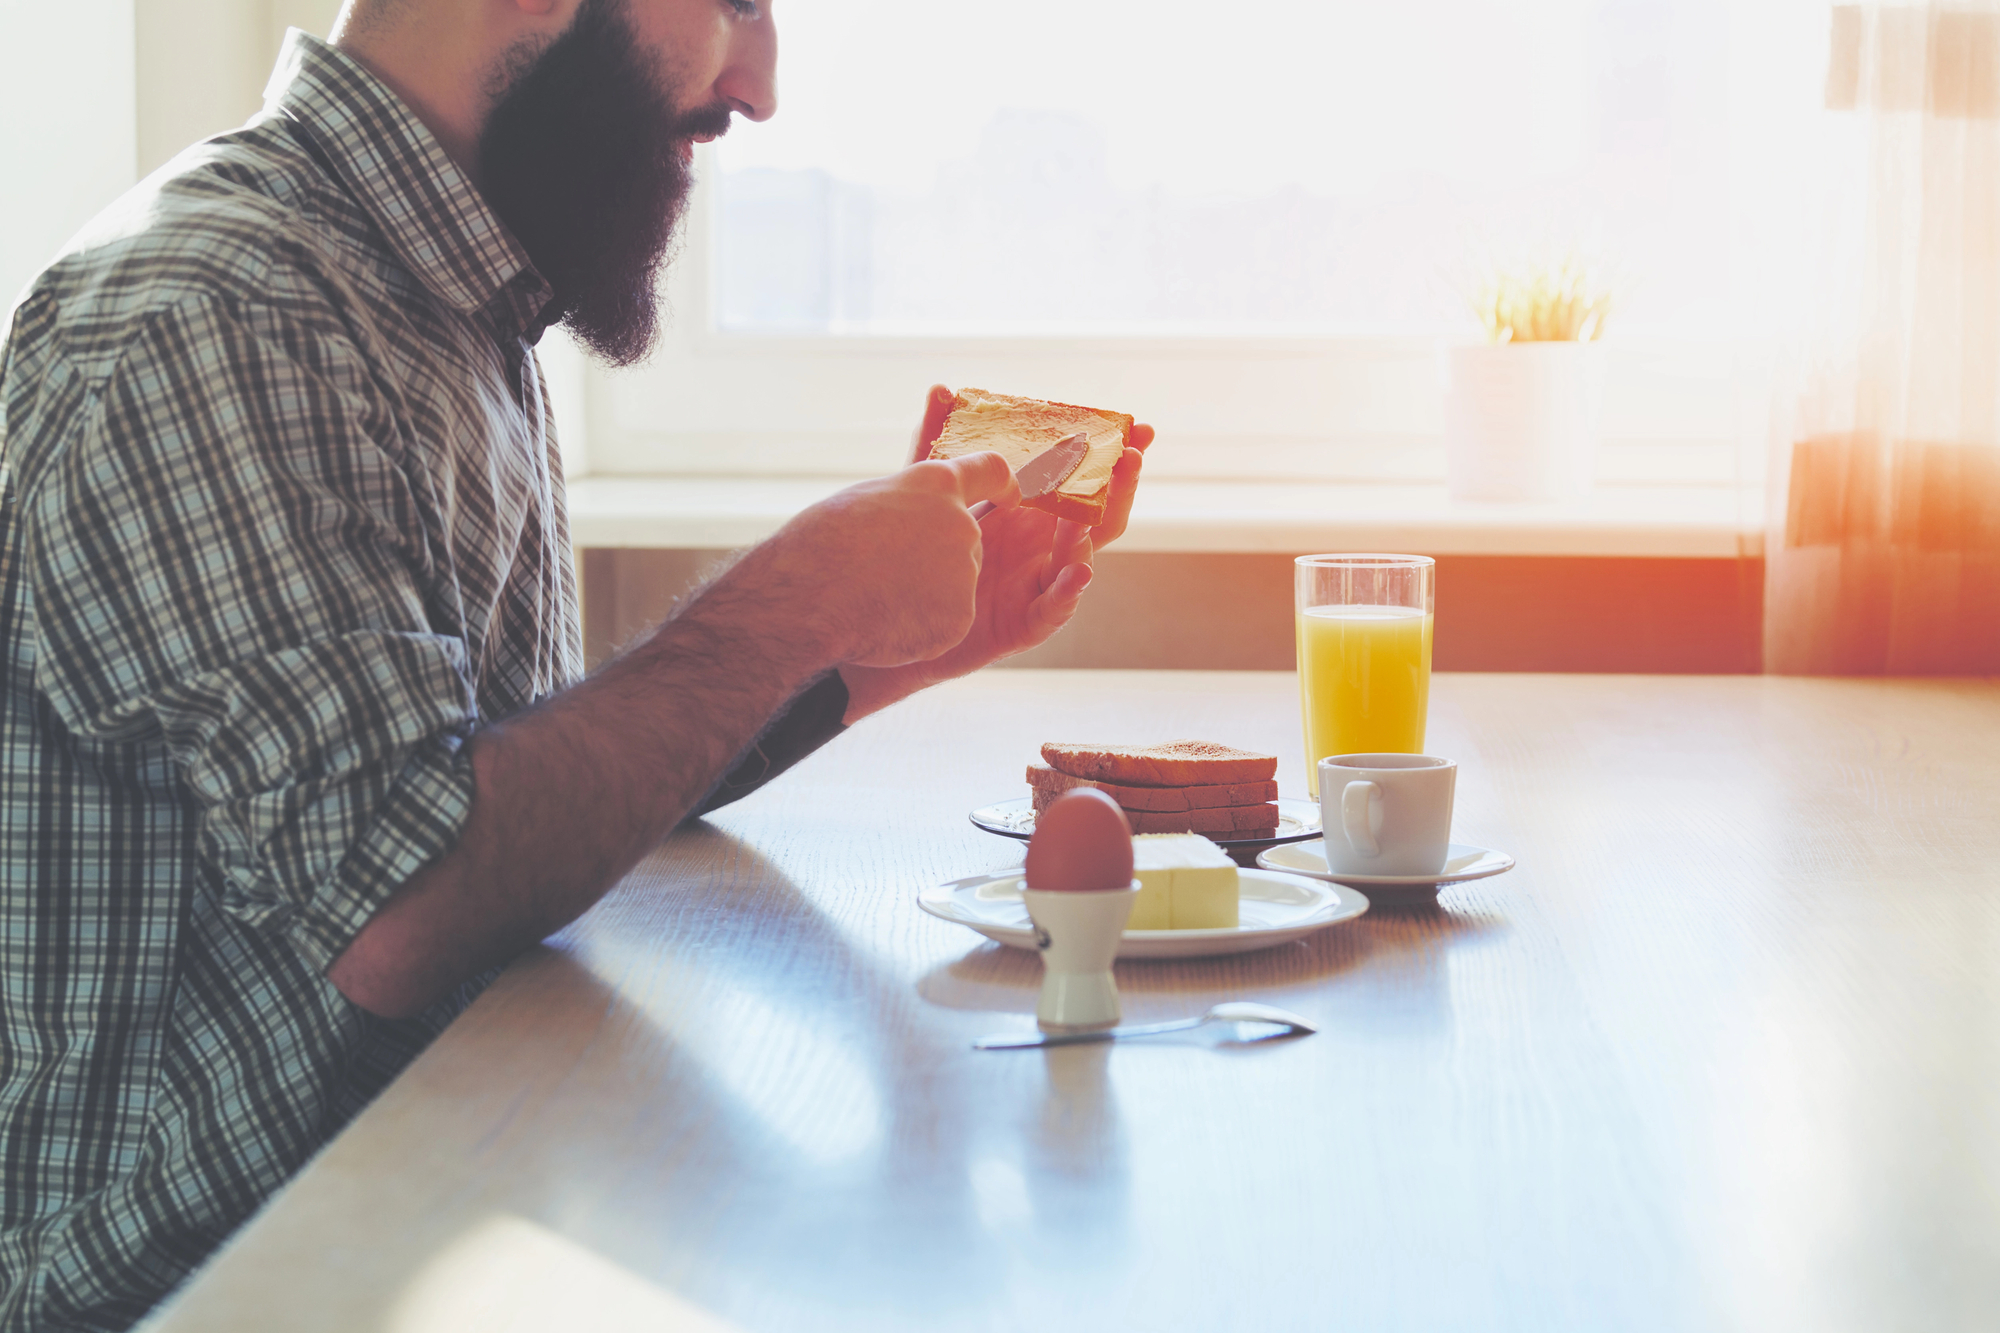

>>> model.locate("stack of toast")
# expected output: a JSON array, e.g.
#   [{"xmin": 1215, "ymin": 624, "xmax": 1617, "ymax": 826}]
[{"xmin": 1029, "ymin": 741, "xmax": 1281, "ymax": 839}]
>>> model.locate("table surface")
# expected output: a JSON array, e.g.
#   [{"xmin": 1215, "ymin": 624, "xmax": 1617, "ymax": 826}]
[{"xmin": 147, "ymin": 671, "xmax": 2000, "ymax": 1333}]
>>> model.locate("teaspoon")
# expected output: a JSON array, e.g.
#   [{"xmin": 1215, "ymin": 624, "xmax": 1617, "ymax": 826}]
[{"xmin": 973, "ymin": 1002, "xmax": 1316, "ymax": 1050}]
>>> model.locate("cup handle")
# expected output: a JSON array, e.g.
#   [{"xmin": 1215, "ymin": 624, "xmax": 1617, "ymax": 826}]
[{"xmin": 1341, "ymin": 781, "xmax": 1382, "ymax": 858}]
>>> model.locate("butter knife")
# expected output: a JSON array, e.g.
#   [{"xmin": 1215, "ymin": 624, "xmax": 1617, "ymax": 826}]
[{"xmin": 1014, "ymin": 431, "xmax": 1090, "ymax": 502}]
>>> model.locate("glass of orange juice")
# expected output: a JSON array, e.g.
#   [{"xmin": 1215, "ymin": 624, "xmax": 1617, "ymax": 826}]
[{"xmin": 1295, "ymin": 554, "xmax": 1435, "ymax": 799}]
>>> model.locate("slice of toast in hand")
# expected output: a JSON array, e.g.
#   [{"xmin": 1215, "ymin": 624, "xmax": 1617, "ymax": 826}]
[
  {"xmin": 1025, "ymin": 761, "xmax": 1279, "ymax": 812},
  {"xmin": 924, "ymin": 387, "xmax": 1133, "ymax": 527},
  {"xmin": 1040, "ymin": 740, "xmax": 1278, "ymax": 788}
]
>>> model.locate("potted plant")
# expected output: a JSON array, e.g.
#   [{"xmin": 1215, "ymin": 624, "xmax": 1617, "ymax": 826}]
[{"xmin": 1443, "ymin": 255, "xmax": 1612, "ymax": 501}]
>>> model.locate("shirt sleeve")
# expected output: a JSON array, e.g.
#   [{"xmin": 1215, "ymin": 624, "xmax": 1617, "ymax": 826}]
[
  {"xmin": 687, "ymin": 668, "xmax": 849, "ymax": 820},
  {"xmin": 23, "ymin": 292, "xmax": 479, "ymax": 974}
]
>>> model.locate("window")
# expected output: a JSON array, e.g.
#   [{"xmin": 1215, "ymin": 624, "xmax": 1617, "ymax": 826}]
[
  {"xmin": 716, "ymin": 0, "xmax": 1767, "ymax": 338},
  {"xmin": 576, "ymin": 3, "xmax": 1827, "ymax": 497}
]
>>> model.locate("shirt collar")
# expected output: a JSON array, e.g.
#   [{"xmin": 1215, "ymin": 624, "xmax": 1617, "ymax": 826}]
[{"xmin": 262, "ymin": 29, "xmax": 555, "ymax": 340}]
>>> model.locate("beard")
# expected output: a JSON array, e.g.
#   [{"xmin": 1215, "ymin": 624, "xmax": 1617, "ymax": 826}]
[{"xmin": 477, "ymin": 0, "xmax": 731, "ymax": 366}]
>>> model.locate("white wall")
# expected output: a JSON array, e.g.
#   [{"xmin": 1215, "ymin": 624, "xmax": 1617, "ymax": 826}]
[
  {"xmin": 136, "ymin": 0, "xmax": 345, "ymax": 175},
  {"xmin": 135, "ymin": 0, "xmax": 270, "ymax": 177},
  {"xmin": 2, "ymin": 0, "xmax": 346, "ymax": 314},
  {"xmin": 0, "ymin": 0, "xmax": 137, "ymax": 312},
  {"xmin": 4, "ymin": 0, "xmax": 595, "ymax": 473}
]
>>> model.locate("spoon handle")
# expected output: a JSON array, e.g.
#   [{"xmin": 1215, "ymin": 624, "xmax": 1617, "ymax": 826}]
[{"xmin": 973, "ymin": 1016, "xmax": 1202, "ymax": 1050}]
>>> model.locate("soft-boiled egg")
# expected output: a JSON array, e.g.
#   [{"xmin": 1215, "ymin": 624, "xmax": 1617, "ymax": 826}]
[{"xmin": 1023, "ymin": 788, "xmax": 1134, "ymax": 891}]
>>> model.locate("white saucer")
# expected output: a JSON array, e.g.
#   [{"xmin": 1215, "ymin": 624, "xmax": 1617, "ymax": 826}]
[
  {"xmin": 968, "ymin": 796, "xmax": 1322, "ymax": 851},
  {"xmin": 1255, "ymin": 841, "xmax": 1514, "ymax": 906},
  {"xmin": 917, "ymin": 868, "xmax": 1369, "ymax": 960}
]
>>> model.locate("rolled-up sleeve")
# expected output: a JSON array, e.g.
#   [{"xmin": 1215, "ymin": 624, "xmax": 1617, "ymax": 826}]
[
  {"xmin": 23, "ymin": 292, "xmax": 479, "ymax": 972},
  {"xmin": 688, "ymin": 668, "xmax": 849, "ymax": 820}
]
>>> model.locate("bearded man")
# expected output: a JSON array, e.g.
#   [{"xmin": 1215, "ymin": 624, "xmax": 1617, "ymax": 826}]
[{"xmin": 0, "ymin": 1, "xmax": 1149, "ymax": 1327}]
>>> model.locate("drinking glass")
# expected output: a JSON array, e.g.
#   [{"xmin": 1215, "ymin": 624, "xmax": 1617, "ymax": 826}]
[{"xmin": 1294, "ymin": 555, "xmax": 1435, "ymax": 798}]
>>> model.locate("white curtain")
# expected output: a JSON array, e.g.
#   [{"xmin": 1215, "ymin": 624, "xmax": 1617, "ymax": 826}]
[{"xmin": 1767, "ymin": 2, "xmax": 2000, "ymax": 673}]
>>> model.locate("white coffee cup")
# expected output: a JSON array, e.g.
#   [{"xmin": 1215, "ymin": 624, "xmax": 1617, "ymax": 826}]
[{"xmin": 1319, "ymin": 754, "xmax": 1457, "ymax": 877}]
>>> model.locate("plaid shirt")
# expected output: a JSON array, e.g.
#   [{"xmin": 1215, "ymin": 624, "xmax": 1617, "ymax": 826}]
[{"xmin": 0, "ymin": 31, "xmax": 845, "ymax": 1331}]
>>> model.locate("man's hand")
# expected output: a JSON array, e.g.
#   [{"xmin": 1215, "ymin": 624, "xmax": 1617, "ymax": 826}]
[
  {"xmin": 751, "ymin": 448, "xmax": 1021, "ymax": 669},
  {"xmin": 839, "ymin": 385, "xmax": 1153, "ymax": 720}
]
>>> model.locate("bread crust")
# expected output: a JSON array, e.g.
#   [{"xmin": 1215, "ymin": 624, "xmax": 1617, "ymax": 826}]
[
  {"xmin": 1025, "ymin": 761, "xmax": 1278, "ymax": 811},
  {"xmin": 1040, "ymin": 740, "xmax": 1278, "ymax": 788},
  {"xmin": 1031, "ymin": 786, "xmax": 1278, "ymax": 835},
  {"xmin": 925, "ymin": 388, "xmax": 1133, "ymax": 527},
  {"xmin": 1125, "ymin": 803, "xmax": 1279, "ymax": 836}
]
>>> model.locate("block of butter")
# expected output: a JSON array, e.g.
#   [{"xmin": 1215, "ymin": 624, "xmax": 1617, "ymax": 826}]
[{"xmin": 1129, "ymin": 834, "xmax": 1241, "ymax": 930}]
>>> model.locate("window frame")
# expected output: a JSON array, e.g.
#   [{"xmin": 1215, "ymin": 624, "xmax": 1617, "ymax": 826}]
[{"xmin": 565, "ymin": 151, "xmax": 1761, "ymax": 506}]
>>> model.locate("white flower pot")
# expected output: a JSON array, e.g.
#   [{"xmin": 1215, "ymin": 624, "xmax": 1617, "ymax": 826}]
[{"xmin": 1442, "ymin": 342, "xmax": 1605, "ymax": 501}]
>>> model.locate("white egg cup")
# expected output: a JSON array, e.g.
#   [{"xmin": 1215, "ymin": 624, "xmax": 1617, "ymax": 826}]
[{"xmin": 1022, "ymin": 883, "xmax": 1141, "ymax": 1030}]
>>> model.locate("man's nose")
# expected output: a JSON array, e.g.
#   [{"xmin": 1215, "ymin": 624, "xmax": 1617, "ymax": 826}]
[{"xmin": 717, "ymin": 15, "xmax": 778, "ymax": 122}]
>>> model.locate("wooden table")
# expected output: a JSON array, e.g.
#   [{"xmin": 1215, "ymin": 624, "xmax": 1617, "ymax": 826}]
[{"xmin": 147, "ymin": 672, "xmax": 2000, "ymax": 1333}]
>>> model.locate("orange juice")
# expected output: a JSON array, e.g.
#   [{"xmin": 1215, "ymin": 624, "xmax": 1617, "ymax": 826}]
[{"xmin": 1296, "ymin": 604, "xmax": 1433, "ymax": 797}]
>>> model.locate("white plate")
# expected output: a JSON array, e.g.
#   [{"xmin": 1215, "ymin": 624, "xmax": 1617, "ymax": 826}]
[
  {"xmin": 1256, "ymin": 840, "xmax": 1514, "ymax": 906},
  {"xmin": 968, "ymin": 796, "xmax": 1322, "ymax": 850},
  {"xmin": 917, "ymin": 868, "xmax": 1369, "ymax": 960}
]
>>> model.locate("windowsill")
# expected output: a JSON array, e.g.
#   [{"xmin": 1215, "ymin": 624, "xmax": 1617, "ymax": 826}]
[{"xmin": 566, "ymin": 475, "xmax": 1765, "ymax": 559}]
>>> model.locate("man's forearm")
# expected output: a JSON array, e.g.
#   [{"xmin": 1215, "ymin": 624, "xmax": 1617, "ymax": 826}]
[
  {"xmin": 327, "ymin": 451, "xmax": 1016, "ymax": 1016},
  {"xmin": 686, "ymin": 667, "xmax": 848, "ymax": 819},
  {"xmin": 327, "ymin": 552, "xmax": 834, "ymax": 1017}
]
